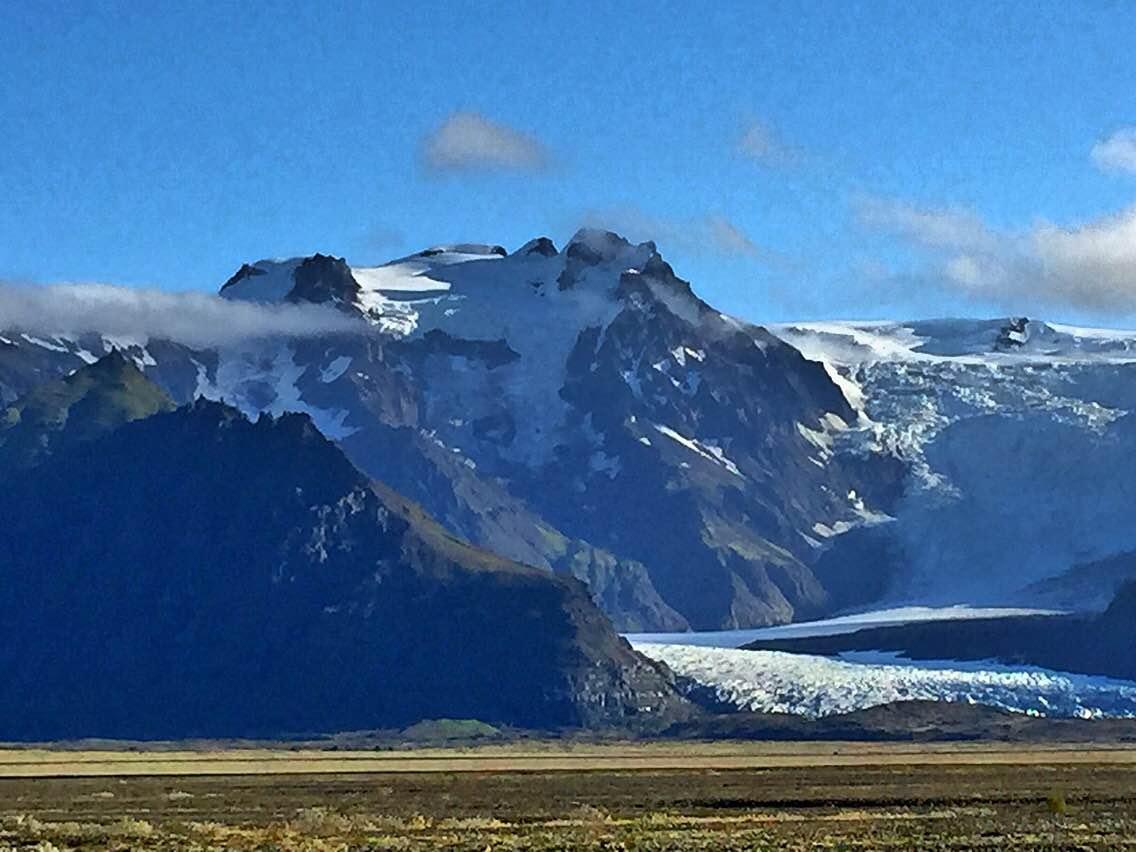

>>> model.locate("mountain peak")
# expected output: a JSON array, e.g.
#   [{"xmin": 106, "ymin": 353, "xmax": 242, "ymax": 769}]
[
  {"xmin": 288, "ymin": 253, "xmax": 360, "ymax": 307},
  {"xmin": 88, "ymin": 347, "xmax": 135, "ymax": 375},
  {"xmin": 515, "ymin": 236, "xmax": 558, "ymax": 257},
  {"xmin": 218, "ymin": 253, "xmax": 363, "ymax": 310},
  {"xmin": 565, "ymin": 228, "xmax": 656, "ymax": 264}
]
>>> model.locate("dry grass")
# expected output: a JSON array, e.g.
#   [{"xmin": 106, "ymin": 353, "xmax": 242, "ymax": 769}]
[
  {"xmin": 1, "ymin": 745, "xmax": 1135, "ymax": 849},
  {"xmin": 3, "ymin": 740, "xmax": 1136, "ymax": 777}
]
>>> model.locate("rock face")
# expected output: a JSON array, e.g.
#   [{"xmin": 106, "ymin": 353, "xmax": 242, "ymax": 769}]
[{"xmin": 0, "ymin": 367, "xmax": 689, "ymax": 740}]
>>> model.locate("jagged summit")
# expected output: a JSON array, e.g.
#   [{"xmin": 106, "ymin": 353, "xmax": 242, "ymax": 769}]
[
  {"xmin": 219, "ymin": 231, "xmax": 655, "ymax": 294},
  {"xmin": 219, "ymin": 254, "xmax": 360, "ymax": 309},
  {"xmin": 218, "ymin": 230, "xmax": 683, "ymax": 336},
  {"xmin": 564, "ymin": 228, "xmax": 657, "ymax": 263},
  {"xmin": 516, "ymin": 236, "xmax": 557, "ymax": 257}
]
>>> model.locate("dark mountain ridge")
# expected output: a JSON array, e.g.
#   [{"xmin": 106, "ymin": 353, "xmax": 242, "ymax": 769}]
[{"xmin": 0, "ymin": 362, "xmax": 689, "ymax": 739}]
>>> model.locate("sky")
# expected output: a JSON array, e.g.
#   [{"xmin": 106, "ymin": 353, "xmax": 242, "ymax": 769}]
[{"xmin": 2, "ymin": 1, "xmax": 1136, "ymax": 326}]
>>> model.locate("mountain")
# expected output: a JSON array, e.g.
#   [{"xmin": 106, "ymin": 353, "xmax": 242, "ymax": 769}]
[
  {"xmin": 0, "ymin": 350, "xmax": 173, "ymax": 471},
  {"xmin": 0, "ymin": 365, "xmax": 689, "ymax": 739},
  {"xmin": 0, "ymin": 233, "xmax": 898, "ymax": 630},
  {"xmin": 771, "ymin": 318, "xmax": 1136, "ymax": 613},
  {"xmin": 7, "ymin": 240, "xmax": 1136, "ymax": 629},
  {"xmin": 209, "ymin": 233, "xmax": 901, "ymax": 629}
]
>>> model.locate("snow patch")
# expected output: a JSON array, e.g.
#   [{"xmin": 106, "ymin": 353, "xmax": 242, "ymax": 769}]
[
  {"xmin": 320, "ymin": 355, "xmax": 352, "ymax": 383},
  {"xmin": 201, "ymin": 344, "xmax": 358, "ymax": 440},
  {"xmin": 20, "ymin": 333, "xmax": 68, "ymax": 352},
  {"xmin": 219, "ymin": 258, "xmax": 302, "ymax": 303},
  {"xmin": 654, "ymin": 424, "xmax": 743, "ymax": 477}
]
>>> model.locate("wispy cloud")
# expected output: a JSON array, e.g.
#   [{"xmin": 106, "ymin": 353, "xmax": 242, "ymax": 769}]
[
  {"xmin": 579, "ymin": 206, "xmax": 764, "ymax": 259},
  {"xmin": 854, "ymin": 196, "xmax": 999, "ymax": 253},
  {"xmin": 704, "ymin": 215, "xmax": 761, "ymax": 257},
  {"xmin": 421, "ymin": 111, "xmax": 551, "ymax": 174},
  {"xmin": 857, "ymin": 195, "xmax": 1136, "ymax": 313},
  {"xmin": 736, "ymin": 119, "xmax": 799, "ymax": 167},
  {"xmin": 0, "ymin": 282, "xmax": 368, "ymax": 349},
  {"xmin": 1091, "ymin": 128, "xmax": 1136, "ymax": 175}
]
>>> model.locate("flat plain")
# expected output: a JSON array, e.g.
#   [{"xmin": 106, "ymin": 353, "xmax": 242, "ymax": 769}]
[{"xmin": 2, "ymin": 742, "xmax": 1136, "ymax": 849}]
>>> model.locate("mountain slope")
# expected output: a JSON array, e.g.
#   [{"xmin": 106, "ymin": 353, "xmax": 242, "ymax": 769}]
[
  {"xmin": 0, "ymin": 350, "xmax": 174, "ymax": 471},
  {"xmin": 0, "ymin": 392, "xmax": 688, "ymax": 740},
  {"xmin": 0, "ymin": 235, "xmax": 912, "ymax": 630}
]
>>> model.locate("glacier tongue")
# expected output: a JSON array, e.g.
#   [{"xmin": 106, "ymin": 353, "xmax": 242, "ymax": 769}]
[{"xmin": 634, "ymin": 641, "xmax": 1136, "ymax": 720}]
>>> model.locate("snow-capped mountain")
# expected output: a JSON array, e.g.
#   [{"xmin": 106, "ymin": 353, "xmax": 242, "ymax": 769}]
[
  {"xmin": 0, "ymin": 232, "xmax": 895, "ymax": 631},
  {"xmin": 771, "ymin": 318, "xmax": 1136, "ymax": 611},
  {"xmin": 6, "ymin": 235, "xmax": 1136, "ymax": 630},
  {"xmin": 210, "ymin": 232, "xmax": 899, "ymax": 631}
]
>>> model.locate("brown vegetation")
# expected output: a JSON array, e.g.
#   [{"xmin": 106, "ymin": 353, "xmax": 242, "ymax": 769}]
[{"xmin": 2, "ymin": 744, "xmax": 1136, "ymax": 849}]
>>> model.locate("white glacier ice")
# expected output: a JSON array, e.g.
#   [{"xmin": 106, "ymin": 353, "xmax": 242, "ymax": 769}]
[{"xmin": 633, "ymin": 641, "xmax": 1136, "ymax": 719}]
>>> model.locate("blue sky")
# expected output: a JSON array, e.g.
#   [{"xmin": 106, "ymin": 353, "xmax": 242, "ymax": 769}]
[{"xmin": 2, "ymin": 1, "xmax": 1135, "ymax": 324}]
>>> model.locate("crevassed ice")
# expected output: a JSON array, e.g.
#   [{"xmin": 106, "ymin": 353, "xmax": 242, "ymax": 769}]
[{"xmin": 633, "ymin": 642, "xmax": 1136, "ymax": 720}]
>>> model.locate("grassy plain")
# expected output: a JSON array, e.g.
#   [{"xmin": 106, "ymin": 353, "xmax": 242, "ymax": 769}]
[{"xmin": 1, "ymin": 742, "xmax": 1135, "ymax": 849}]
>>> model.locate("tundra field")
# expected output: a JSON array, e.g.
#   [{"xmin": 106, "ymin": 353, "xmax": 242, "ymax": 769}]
[{"xmin": 3, "ymin": 742, "xmax": 1136, "ymax": 849}]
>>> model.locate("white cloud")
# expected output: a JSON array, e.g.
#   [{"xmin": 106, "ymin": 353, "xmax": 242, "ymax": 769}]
[
  {"xmin": 1091, "ymin": 128, "xmax": 1136, "ymax": 175},
  {"xmin": 737, "ymin": 120, "xmax": 799, "ymax": 166},
  {"xmin": 580, "ymin": 206, "xmax": 764, "ymax": 259},
  {"xmin": 421, "ymin": 111, "xmax": 550, "ymax": 174},
  {"xmin": 0, "ymin": 281, "xmax": 368, "ymax": 349},
  {"xmin": 858, "ymin": 195, "xmax": 1136, "ymax": 313},
  {"xmin": 1031, "ymin": 208, "xmax": 1136, "ymax": 309},
  {"xmin": 854, "ymin": 196, "xmax": 998, "ymax": 253}
]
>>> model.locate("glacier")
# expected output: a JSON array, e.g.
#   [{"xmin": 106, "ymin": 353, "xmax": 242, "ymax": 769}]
[
  {"xmin": 633, "ymin": 641, "xmax": 1136, "ymax": 720},
  {"xmin": 770, "ymin": 318, "xmax": 1136, "ymax": 607}
]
